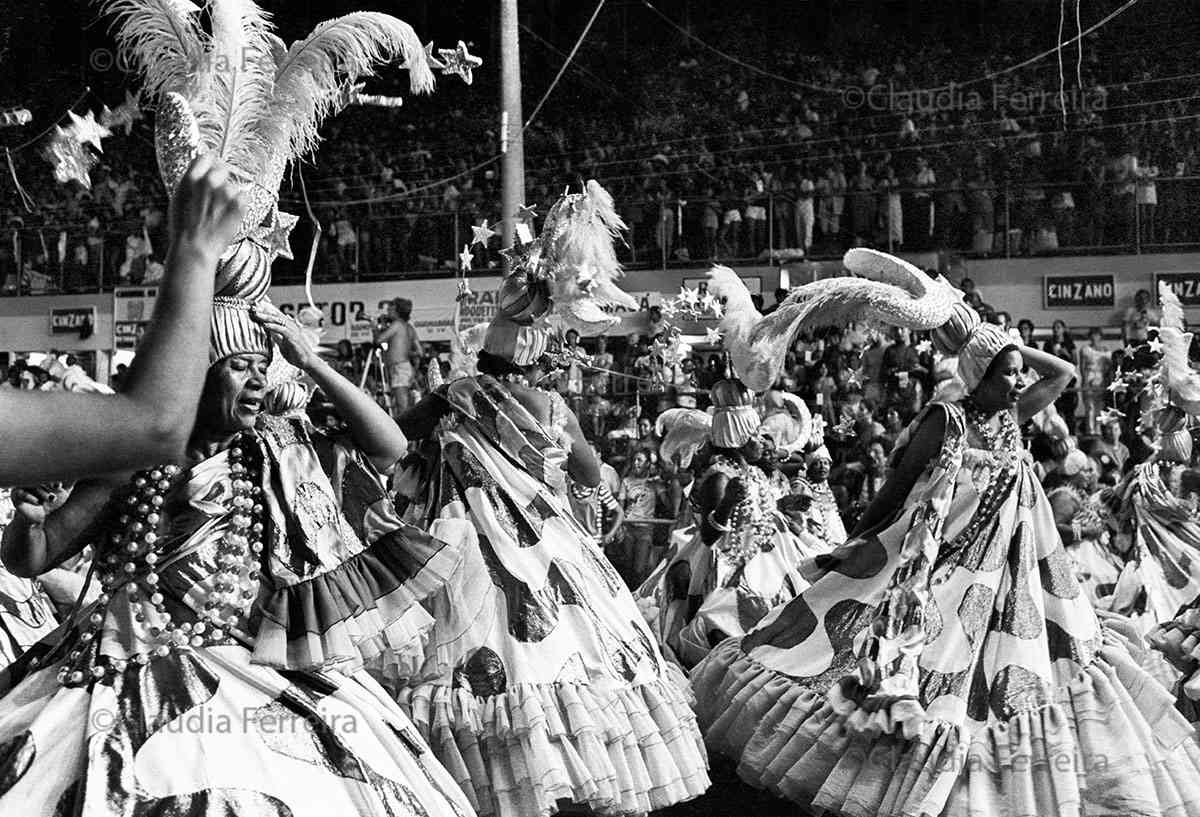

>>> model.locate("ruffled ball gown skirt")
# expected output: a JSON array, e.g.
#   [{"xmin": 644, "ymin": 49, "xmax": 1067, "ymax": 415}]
[
  {"xmin": 389, "ymin": 377, "xmax": 709, "ymax": 817},
  {"xmin": 0, "ymin": 642, "xmax": 474, "ymax": 817},
  {"xmin": 691, "ymin": 404, "xmax": 1200, "ymax": 817}
]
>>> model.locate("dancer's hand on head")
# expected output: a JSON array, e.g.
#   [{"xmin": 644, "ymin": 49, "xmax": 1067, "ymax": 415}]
[
  {"xmin": 255, "ymin": 305, "xmax": 317, "ymax": 371},
  {"xmin": 168, "ymin": 154, "xmax": 246, "ymax": 262},
  {"xmin": 11, "ymin": 483, "xmax": 69, "ymax": 525}
]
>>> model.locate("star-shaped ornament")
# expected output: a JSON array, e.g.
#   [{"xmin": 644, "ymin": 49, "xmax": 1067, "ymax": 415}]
[
  {"xmin": 67, "ymin": 110, "xmax": 111, "ymax": 152},
  {"xmin": 915, "ymin": 339, "xmax": 933, "ymax": 355},
  {"xmin": 100, "ymin": 91, "xmax": 142, "ymax": 136},
  {"xmin": 424, "ymin": 41, "xmax": 445, "ymax": 71},
  {"xmin": 709, "ymin": 298, "xmax": 724, "ymax": 318},
  {"xmin": 250, "ymin": 209, "xmax": 298, "ymax": 260},
  {"xmin": 41, "ymin": 126, "xmax": 97, "ymax": 189},
  {"xmin": 459, "ymin": 244, "xmax": 474, "ymax": 272},
  {"xmin": 678, "ymin": 286, "xmax": 699, "ymax": 307},
  {"xmin": 704, "ymin": 327, "xmax": 723, "ymax": 345},
  {"xmin": 438, "ymin": 40, "xmax": 482, "ymax": 85},
  {"xmin": 471, "ymin": 219, "xmax": 497, "ymax": 248},
  {"xmin": 1147, "ymin": 337, "xmax": 1164, "ymax": 354},
  {"xmin": 500, "ymin": 240, "xmax": 536, "ymax": 270}
]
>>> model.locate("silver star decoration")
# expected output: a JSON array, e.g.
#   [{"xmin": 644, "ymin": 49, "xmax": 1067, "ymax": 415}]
[
  {"xmin": 67, "ymin": 110, "xmax": 111, "ymax": 152},
  {"xmin": 1147, "ymin": 337, "xmax": 1164, "ymax": 354},
  {"xmin": 915, "ymin": 339, "xmax": 933, "ymax": 355},
  {"xmin": 678, "ymin": 286, "xmax": 699, "ymax": 307},
  {"xmin": 704, "ymin": 327, "xmax": 723, "ymax": 344},
  {"xmin": 42, "ymin": 126, "xmax": 98, "ymax": 189},
  {"xmin": 710, "ymin": 298, "xmax": 724, "ymax": 318},
  {"xmin": 438, "ymin": 40, "xmax": 482, "ymax": 85},
  {"xmin": 424, "ymin": 41, "xmax": 445, "ymax": 71},
  {"xmin": 99, "ymin": 91, "xmax": 142, "ymax": 136},
  {"xmin": 459, "ymin": 244, "xmax": 474, "ymax": 272},
  {"xmin": 250, "ymin": 210, "xmax": 299, "ymax": 261},
  {"xmin": 471, "ymin": 219, "xmax": 497, "ymax": 248}
]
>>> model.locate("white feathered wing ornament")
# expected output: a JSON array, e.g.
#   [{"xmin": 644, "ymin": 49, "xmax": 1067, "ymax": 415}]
[
  {"xmin": 760, "ymin": 391, "xmax": 813, "ymax": 455},
  {"xmin": 656, "ymin": 408, "xmax": 712, "ymax": 469},
  {"xmin": 1158, "ymin": 281, "xmax": 1200, "ymax": 416},
  {"xmin": 708, "ymin": 248, "xmax": 962, "ymax": 393}
]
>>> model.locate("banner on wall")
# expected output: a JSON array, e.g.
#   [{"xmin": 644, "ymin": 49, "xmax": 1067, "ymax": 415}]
[
  {"xmin": 50, "ymin": 306, "xmax": 95, "ymax": 334},
  {"xmin": 1043, "ymin": 274, "xmax": 1115, "ymax": 309},
  {"xmin": 682, "ymin": 276, "xmax": 763, "ymax": 297},
  {"xmin": 269, "ymin": 278, "xmax": 501, "ymax": 344},
  {"xmin": 268, "ymin": 278, "xmax": 671, "ymax": 344},
  {"xmin": 112, "ymin": 286, "xmax": 158, "ymax": 350},
  {"xmin": 1155, "ymin": 272, "xmax": 1200, "ymax": 306}
]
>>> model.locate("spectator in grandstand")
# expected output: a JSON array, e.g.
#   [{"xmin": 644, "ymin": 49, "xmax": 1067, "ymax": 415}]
[
  {"xmin": 1123, "ymin": 288, "xmax": 1160, "ymax": 344},
  {"xmin": 1045, "ymin": 319, "xmax": 1079, "ymax": 434}
]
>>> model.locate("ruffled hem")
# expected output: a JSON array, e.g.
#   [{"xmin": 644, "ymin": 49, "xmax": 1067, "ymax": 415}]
[
  {"xmin": 396, "ymin": 678, "xmax": 710, "ymax": 817},
  {"xmin": 253, "ymin": 518, "xmax": 469, "ymax": 670},
  {"xmin": 690, "ymin": 633, "xmax": 1200, "ymax": 817}
]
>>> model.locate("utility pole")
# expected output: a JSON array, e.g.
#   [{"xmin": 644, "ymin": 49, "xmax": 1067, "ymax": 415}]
[{"xmin": 500, "ymin": 0, "xmax": 525, "ymax": 259}]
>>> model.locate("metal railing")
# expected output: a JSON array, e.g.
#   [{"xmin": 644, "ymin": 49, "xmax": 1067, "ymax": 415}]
[{"xmin": 4, "ymin": 175, "xmax": 1199, "ymax": 295}]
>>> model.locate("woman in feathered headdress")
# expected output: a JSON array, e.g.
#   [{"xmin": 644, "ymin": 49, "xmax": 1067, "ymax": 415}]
[
  {"xmin": 387, "ymin": 182, "xmax": 710, "ymax": 817},
  {"xmin": 0, "ymin": 4, "xmax": 480, "ymax": 816},
  {"xmin": 688, "ymin": 249, "xmax": 1200, "ymax": 817},
  {"xmin": 633, "ymin": 381, "xmax": 830, "ymax": 670}
]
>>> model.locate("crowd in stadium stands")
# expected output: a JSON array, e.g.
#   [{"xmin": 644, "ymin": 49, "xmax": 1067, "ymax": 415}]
[{"xmin": 1, "ymin": 2, "xmax": 1198, "ymax": 293}]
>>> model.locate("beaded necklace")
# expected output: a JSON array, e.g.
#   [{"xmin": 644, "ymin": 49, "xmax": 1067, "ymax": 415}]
[
  {"xmin": 963, "ymin": 397, "xmax": 1004, "ymax": 450},
  {"xmin": 51, "ymin": 431, "xmax": 267, "ymax": 687},
  {"xmin": 712, "ymin": 456, "xmax": 778, "ymax": 567}
]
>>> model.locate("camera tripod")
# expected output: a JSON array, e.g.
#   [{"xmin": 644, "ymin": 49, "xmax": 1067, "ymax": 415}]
[{"xmin": 359, "ymin": 345, "xmax": 394, "ymax": 415}]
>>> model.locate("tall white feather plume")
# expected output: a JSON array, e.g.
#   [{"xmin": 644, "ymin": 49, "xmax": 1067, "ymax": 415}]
[
  {"xmin": 709, "ymin": 249, "xmax": 960, "ymax": 393},
  {"xmin": 192, "ymin": 0, "xmax": 275, "ymax": 173},
  {"xmin": 270, "ymin": 13, "xmax": 433, "ymax": 164},
  {"xmin": 1158, "ymin": 281, "xmax": 1200, "ymax": 414},
  {"xmin": 656, "ymin": 408, "xmax": 712, "ymax": 468},
  {"xmin": 97, "ymin": 0, "xmax": 207, "ymax": 101},
  {"xmin": 540, "ymin": 180, "xmax": 638, "ymax": 336}
]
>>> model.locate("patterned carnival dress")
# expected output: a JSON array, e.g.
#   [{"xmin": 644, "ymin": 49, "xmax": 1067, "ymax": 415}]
[
  {"xmin": 0, "ymin": 414, "xmax": 474, "ymax": 817},
  {"xmin": 690, "ymin": 400, "xmax": 1200, "ymax": 817},
  {"xmin": 1046, "ymin": 483, "xmax": 1123, "ymax": 611},
  {"xmin": 389, "ymin": 375, "xmax": 710, "ymax": 817},
  {"xmin": 636, "ymin": 455, "xmax": 828, "ymax": 669},
  {"xmin": 1110, "ymin": 462, "xmax": 1200, "ymax": 630}
]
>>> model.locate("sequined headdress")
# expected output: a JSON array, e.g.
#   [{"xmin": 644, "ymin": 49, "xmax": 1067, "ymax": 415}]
[
  {"xmin": 209, "ymin": 296, "xmax": 270, "ymax": 364},
  {"xmin": 101, "ymin": 0, "xmax": 436, "ymax": 304},
  {"xmin": 484, "ymin": 180, "xmax": 638, "ymax": 365}
]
